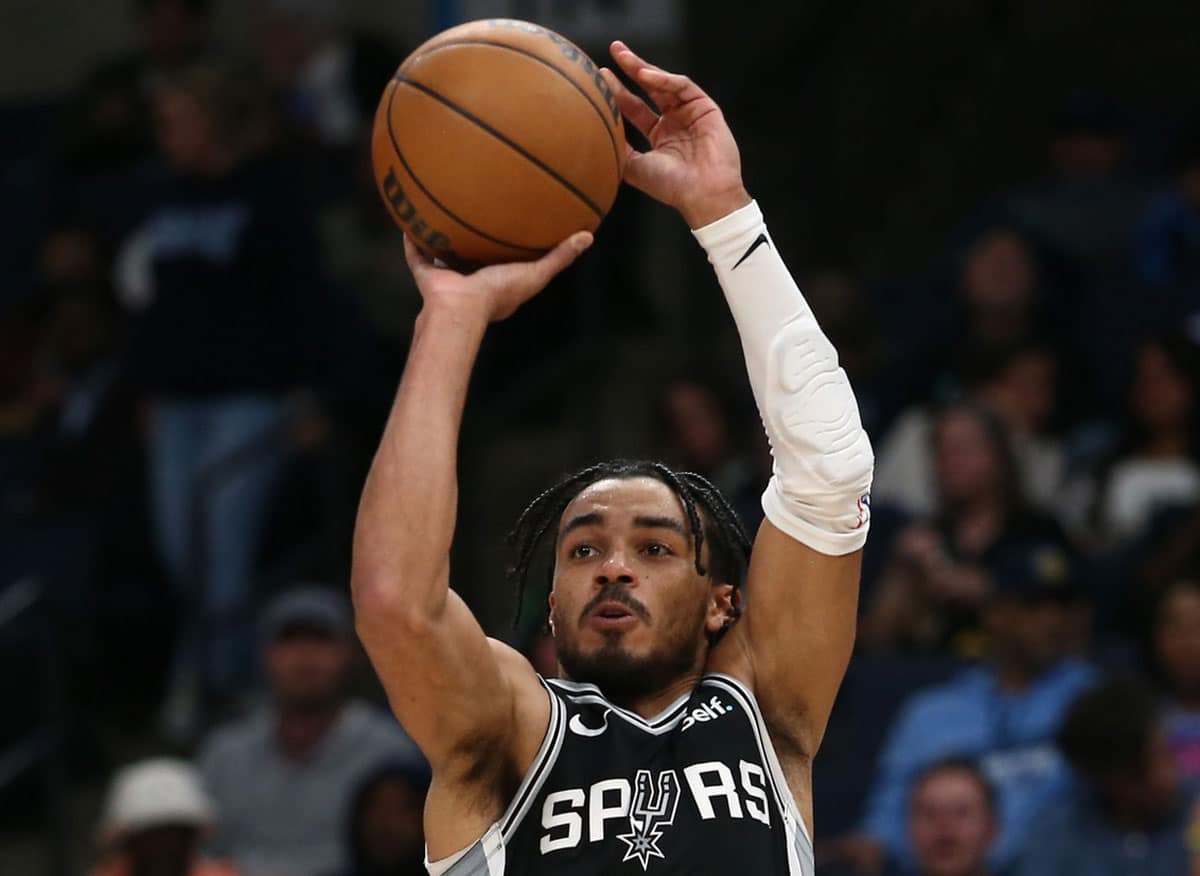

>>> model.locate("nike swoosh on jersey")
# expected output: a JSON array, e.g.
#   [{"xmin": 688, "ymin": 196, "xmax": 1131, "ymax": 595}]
[
  {"xmin": 568, "ymin": 709, "xmax": 611, "ymax": 737},
  {"xmin": 732, "ymin": 232, "xmax": 770, "ymax": 269}
]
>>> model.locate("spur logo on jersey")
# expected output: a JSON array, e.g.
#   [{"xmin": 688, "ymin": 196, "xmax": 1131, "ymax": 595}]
[
  {"xmin": 617, "ymin": 770, "xmax": 679, "ymax": 870},
  {"xmin": 680, "ymin": 695, "xmax": 735, "ymax": 733},
  {"xmin": 539, "ymin": 760, "xmax": 772, "ymax": 869}
]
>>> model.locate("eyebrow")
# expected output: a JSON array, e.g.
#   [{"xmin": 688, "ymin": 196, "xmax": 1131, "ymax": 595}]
[
  {"xmin": 557, "ymin": 512, "xmax": 689, "ymax": 543},
  {"xmin": 559, "ymin": 512, "xmax": 604, "ymax": 542},
  {"xmin": 632, "ymin": 515, "xmax": 688, "ymax": 536}
]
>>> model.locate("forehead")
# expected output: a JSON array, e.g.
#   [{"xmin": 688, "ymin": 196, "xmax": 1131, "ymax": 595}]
[
  {"xmin": 560, "ymin": 477, "xmax": 686, "ymax": 527},
  {"xmin": 916, "ymin": 769, "xmax": 987, "ymax": 803}
]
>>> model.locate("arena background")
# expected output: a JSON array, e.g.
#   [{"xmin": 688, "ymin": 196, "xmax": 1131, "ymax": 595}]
[{"xmin": 2, "ymin": 0, "xmax": 1200, "ymax": 874}]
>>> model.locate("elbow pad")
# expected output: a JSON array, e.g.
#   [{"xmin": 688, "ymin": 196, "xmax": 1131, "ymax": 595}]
[{"xmin": 694, "ymin": 201, "xmax": 874, "ymax": 555}]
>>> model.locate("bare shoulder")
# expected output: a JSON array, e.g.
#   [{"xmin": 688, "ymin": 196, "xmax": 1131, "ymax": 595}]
[{"xmin": 487, "ymin": 638, "xmax": 553, "ymax": 726}]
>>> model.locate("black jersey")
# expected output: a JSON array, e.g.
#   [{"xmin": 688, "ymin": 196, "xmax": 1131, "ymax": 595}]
[{"xmin": 426, "ymin": 673, "xmax": 814, "ymax": 875}]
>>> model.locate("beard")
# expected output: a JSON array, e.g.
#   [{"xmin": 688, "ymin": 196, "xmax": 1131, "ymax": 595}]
[{"xmin": 553, "ymin": 595, "xmax": 708, "ymax": 704}]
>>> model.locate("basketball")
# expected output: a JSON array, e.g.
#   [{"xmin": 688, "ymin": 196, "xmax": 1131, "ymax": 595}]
[{"xmin": 371, "ymin": 19, "xmax": 626, "ymax": 270}]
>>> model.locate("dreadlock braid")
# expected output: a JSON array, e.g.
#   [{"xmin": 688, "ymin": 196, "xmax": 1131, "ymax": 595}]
[{"xmin": 507, "ymin": 459, "xmax": 755, "ymax": 629}]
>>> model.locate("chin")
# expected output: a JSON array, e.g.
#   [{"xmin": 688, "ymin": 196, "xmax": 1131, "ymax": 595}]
[{"xmin": 557, "ymin": 635, "xmax": 699, "ymax": 703}]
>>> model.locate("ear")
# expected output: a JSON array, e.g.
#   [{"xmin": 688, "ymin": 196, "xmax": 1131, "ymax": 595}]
[
  {"xmin": 706, "ymin": 583, "xmax": 738, "ymax": 636},
  {"xmin": 547, "ymin": 592, "xmax": 557, "ymax": 636}
]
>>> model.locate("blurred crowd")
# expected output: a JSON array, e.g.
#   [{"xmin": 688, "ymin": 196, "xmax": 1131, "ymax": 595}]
[{"xmin": 1, "ymin": 1, "xmax": 1200, "ymax": 875}]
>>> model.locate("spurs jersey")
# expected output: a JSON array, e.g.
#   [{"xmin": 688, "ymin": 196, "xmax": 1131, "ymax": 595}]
[{"xmin": 426, "ymin": 673, "xmax": 814, "ymax": 875}]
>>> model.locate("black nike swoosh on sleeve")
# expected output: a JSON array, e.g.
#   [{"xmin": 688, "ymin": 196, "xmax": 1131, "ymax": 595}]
[{"xmin": 731, "ymin": 232, "xmax": 770, "ymax": 270}]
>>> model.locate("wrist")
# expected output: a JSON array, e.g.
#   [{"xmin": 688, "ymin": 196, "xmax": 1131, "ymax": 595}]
[
  {"xmin": 416, "ymin": 299, "xmax": 490, "ymax": 338},
  {"xmin": 680, "ymin": 185, "xmax": 752, "ymax": 230}
]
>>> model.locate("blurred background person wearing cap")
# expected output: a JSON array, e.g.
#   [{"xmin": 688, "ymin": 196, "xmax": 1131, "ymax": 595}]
[
  {"xmin": 908, "ymin": 759, "xmax": 997, "ymax": 876},
  {"xmin": 827, "ymin": 541, "xmax": 1096, "ymax": 874},
  {"xmin": 197, "ymin": 586, "xmax": 422, "ymax": 876},
  {"xmin": 91, "ymin": 758, "xmax": 236, "ymax": 876},
  {"xmin": 1016, "ymin": 678, "xmax": 1198, "ymax": 876},
  {"xmin": 325, "ymin": 761, "xmax": 430, "ymax": 876}
]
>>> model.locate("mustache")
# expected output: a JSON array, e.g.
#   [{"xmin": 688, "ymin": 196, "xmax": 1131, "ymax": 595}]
[{"xmin": 579, "ymin": 586, "xmax": 651, "ymax": 624}]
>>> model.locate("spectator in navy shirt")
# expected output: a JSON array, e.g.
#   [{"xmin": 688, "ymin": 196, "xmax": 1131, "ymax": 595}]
[
  {"xmin": 835, "ymin": 541, "xmax": 1096, "ymax": 874},
  {"xmin": 1017, "ymin": 678, "xmax": 1197, "ymax": 876},
  {"xmin": 115, "ymin": 56, "xmax": 331, "ymax": 736}
]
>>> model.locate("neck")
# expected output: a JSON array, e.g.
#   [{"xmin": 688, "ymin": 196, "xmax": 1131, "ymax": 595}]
[
  {"xmin": 994, "ymin": 660, "xmax": 1036, "ymax": 693},
  {"xmin": 1102, "ymin": 797, "xmax": 1155, "ymax": 832},
  {"xmin": 952, "ymin": 496, "xmax": 1006, "ymax": 553},
  {"xmin": 1177, "ymin": 692, "xmax": 1200, "ymax": 712},
  {"xmin": 1143, "ymin": 430, "xmax": 1188, "ymax": 459},
  {"xmin": 275, "ymin": 702, "xmax": 342, "ymax": 761},
  {"xmin": 194, "ymin": 145, "xmax": 240, "ymax": 179},
  {"xmin": 603, "ymin": 672, "xmax": 701, "ymax": 719}
]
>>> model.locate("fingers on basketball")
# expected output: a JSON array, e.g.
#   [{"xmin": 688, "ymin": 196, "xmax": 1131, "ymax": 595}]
[{"xmin": 600, "ymin": 68, "xmax": 659, "ymax": 140}]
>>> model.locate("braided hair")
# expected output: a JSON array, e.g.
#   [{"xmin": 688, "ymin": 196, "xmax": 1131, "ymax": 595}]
[{"xmin": 507, "ymin": 459, "xmax": 753, "ymax": 629}]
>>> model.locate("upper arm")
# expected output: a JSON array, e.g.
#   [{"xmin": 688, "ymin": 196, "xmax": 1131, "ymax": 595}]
[
  {"xmin": 354, "ymin": 569, "xmax": 549, "ymax": 777},
  {"xmin": 720, "ymin": 519, "xmax": 861, "ymax": 757}
]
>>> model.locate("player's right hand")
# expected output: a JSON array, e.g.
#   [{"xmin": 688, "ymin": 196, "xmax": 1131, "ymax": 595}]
[{"xmin": 403, "ymin": 231, "xmax": 592, "ymax": 323}]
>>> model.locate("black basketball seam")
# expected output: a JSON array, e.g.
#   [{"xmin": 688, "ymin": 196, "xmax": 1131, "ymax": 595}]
[
  {"xmin": 393, "ymin": 73, "xmax": 607, "ymax": 220},
  {"xmin": 383, "ymin": 81, "xmax": 546, "ymax": 255},
  {"xmin": 405, "ymin": 38, "xmax": 621, "ymax": 177}
]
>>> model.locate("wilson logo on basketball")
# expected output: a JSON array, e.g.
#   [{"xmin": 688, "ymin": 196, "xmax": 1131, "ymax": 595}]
[{"xmin": 371, "ymin": 18, "xmax": 625, "ymax": 270}]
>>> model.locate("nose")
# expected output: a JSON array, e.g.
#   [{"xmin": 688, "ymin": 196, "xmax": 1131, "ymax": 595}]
[{"xmin": 595, "ymin": 550, "xmax": 636, "ymax": 587}]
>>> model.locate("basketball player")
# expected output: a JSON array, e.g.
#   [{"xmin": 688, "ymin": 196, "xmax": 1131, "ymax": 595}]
[{"xmin": 352, "ymin": 41, "xmax": 874, "ymax": 875}]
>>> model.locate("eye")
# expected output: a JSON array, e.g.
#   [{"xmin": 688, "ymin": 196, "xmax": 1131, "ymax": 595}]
[
  {"xmin": 569, "ymin": 544, "xmax": 598, "ymax": 559},
  {"xmin": 643, "ymin": 542, "xmax": 673, "ymax": 557}
]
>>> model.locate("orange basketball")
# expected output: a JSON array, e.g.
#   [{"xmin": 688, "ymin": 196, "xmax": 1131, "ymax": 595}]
[{"xmin": 370, "ymin": 19, "xmax": 626, "ymax": 270}]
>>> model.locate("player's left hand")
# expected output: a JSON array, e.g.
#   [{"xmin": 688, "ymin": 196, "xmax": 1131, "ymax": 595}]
[{"xmin": 601, "ymin": 41, "xmax": 751, "ymax": 228}]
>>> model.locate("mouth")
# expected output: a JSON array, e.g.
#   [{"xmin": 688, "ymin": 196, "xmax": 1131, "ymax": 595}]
[{"xmin": 587, "ymin": 601, "xmax": 639, "ymax": 631}]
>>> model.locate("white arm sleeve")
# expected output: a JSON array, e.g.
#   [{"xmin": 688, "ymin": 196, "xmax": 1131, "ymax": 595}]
[{"xmin": 693, "ymin": 200, "xmax": 874, "ymax": 555}]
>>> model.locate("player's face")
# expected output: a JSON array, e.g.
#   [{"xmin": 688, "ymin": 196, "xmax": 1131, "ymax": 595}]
[
  {"xmin": 549, "ymin": 477, "xmax": 725, "ymax": 702},
  {"xmin": 909, "ymin": 770, "xmax": 995, "ymax": 876}
]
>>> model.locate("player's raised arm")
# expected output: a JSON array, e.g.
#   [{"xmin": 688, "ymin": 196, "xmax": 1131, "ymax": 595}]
[
  {"xmin": 604, "ymin": 44, "xmax": 874, "ymax": 757},
  {"xmin": 351, "ymin": 234, "xmax": 591, "ymax": 773}
]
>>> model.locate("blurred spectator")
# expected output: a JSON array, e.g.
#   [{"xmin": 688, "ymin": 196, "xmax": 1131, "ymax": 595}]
[
  {"xmin": 326, "ymin": 761, "xmax": 431, "ymax": 876},
  {"xmin": 1072, "ymin": 331, "xmax": 1200, "ymax": 543},
  {"xmin": 1135, "ymin": 128, "xmax": 1200, "ymax": 328},
  {"xmin": 112, "ymin": 57, "xmax": 333, "ymax": 725},
  {"xmin": 1155, "ymin": 580, "xmax": 1200, "ymax": 782},
  {"xmin": 842, "ymin": 543, "xmax": 1095, "ymax": 873},
  {"xmin": 802, "ymin": 269, "xmax": 897, "ymax": 438},
  {"xmin": 1017, "ymin": 678, "xmax": 1197, "ymax": 876},
  {"xmin": 1002, "ymin": 95, "xmax": 1153, "ymax": 409},
  {"xmin": 905, "ymin": 227, "xmax": 1051, "ymax": 408},
  {"xmin": 655, "ymin": 374, "xmax": 766, "ymax": 532},
  {"xmin": 198, "ymin": 586, "xmax": 422, "ymax": 876},
  {"xmin": 873, "ymin": 342, "xmax": 1063, "ymax": 520},
  {"xmin": 862, "ymin": 403, "xmax": 1070, "ymax": 654},
  {"xmin": 256, "ymin": 0, "xmax": 398, "ymax": 153},
  {"xmin": 59, "ymin": 0, "xmax": 212, "ymax": 179},
  {"xmin": 318, "ymin": 138, "xmax": 419, "ymax": 343},
  {"xmin": 908, "ymin": 759, "xmax": 996, "ymax": 876},
  {"xmin": 1005, "ymin": 95, "xmax": 1147, "ymax": 275},
  {"xmin": 90, "ymin": 758, "xmax": 236, "ymax": 876}
]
